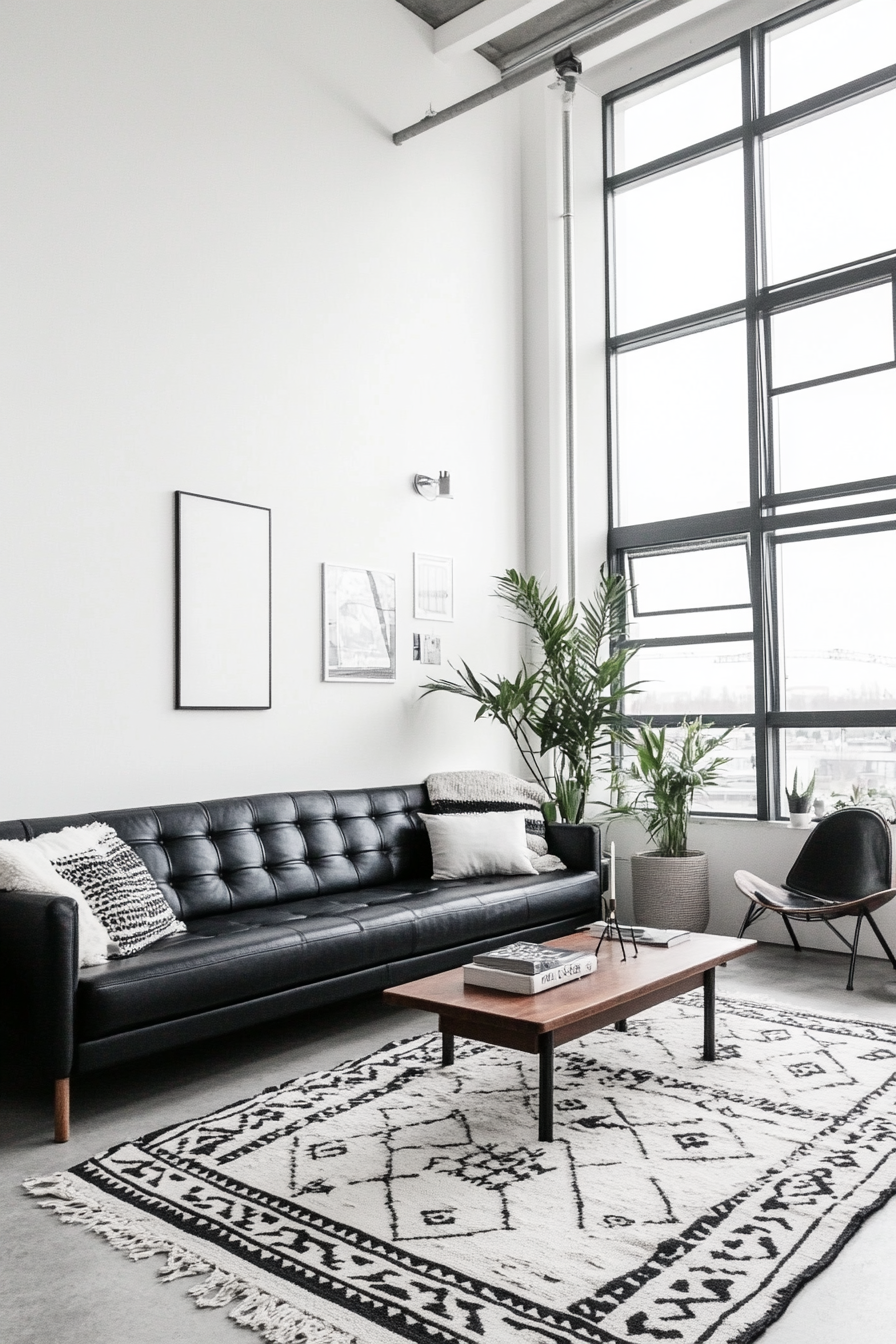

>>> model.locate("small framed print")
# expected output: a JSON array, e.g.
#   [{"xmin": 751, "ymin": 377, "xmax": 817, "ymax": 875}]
[
  {"xmin": 322, "ymin": 564, "xmax": 397, "ymax": 682},
  {"xmin": 413, "ymin": 553, "xmax": 453, "ymax": 622}
]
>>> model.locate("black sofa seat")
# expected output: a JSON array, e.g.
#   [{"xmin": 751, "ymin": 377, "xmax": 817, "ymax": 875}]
[{"xmin": 77, "ymin": 871, "xmax": 598, "ymax": 1040}]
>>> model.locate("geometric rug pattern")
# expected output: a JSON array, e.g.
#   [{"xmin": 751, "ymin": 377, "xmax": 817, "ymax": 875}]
[{"xmin": 25, "ymin": 995, "xmax": 896, "ymax": 1344}]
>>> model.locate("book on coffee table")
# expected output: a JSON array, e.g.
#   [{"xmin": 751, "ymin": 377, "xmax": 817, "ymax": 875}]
[
  {"xmin": 587, "ymin": 921, "xmax": 690, "ymax": 947},
  {"xmin": 472, "ymin": 941, "xmax": 588, "ymax": 976},
  {"xmin": 464, "ymin": 953, "xmax": 597, "ymax": 995}
]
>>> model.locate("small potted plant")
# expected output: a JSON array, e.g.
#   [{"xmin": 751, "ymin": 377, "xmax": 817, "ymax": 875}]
[
  {"xmin": 608, "ymin": 719, "xmax": 734, "ymax": 932},
  {"xmin": 831, "ymin": 783, "xmax": 896, "ymax": 823},
  {"xmin": 785, "ymin": 771, "xmax": 815, "ymax": 829}
]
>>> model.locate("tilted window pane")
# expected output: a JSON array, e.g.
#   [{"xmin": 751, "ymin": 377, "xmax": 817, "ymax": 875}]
[
  {"xmin": 613, "ymin": 52, "xmax": 742, "ymax": 172},
  {"xmin": 782, "ymin": 727, "xmax": 896, "ymax": 816},
  {"xmin": 629, "ymin": 609, "xmax": 753, "ymax": 641},
  {"xmin": 631, "ymin": 544, "xmax": 750, "ymax": 614},
  {"xmin": 764, "ymin": 90, "xmax": 896, "ymax": 285},
  {"xmin": 628, "ymin": 641, "xmax": 754, "ymax": 716},
  {"xmin": 615, "ymin": 323, "xmax": 749, "ymax": 524},
  {"xmin": 770, "ymin": 285, "xmax": 895, "ymax": 389},
  {"xmin": 778, "ymin": 529, "xmax": 896, "ymax": 710},
  {"xmin": 773, "ymin": 368, "xmax": 896, "ymax": 494},
  {"xmin": 766, "ymin": 0, "xmax": 896, "ymax": 114},
  {"xmin": 613, "ymin": 150, "xmax": 745, "ymax": 333}
]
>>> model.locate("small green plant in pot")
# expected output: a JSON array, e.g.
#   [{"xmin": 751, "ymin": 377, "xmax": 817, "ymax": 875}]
[
  {"xmin": 831, "ymin": 782, "xmax": 896, "ymax": 823},
  {"xmin": 785, "ymin": 771, "xmax": 815, "ymax": 828},
  {"xmin": 609, "ymin": 719, "xmax": 735, "ymax": 932}
]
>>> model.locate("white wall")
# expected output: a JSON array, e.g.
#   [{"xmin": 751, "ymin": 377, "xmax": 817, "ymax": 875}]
[{"xmin": 0, "ymin": 0, "xmax": 527, "ymax": 817}]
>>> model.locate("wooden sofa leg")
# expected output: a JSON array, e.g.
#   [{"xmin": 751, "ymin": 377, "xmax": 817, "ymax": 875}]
[{"xmin": 54, "ymin": 1078, "xmax": 70, "ymax": 1143}]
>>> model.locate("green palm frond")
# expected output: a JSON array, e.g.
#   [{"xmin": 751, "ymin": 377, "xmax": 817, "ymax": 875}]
[
  {"xmin": 608, "ymin": 717, "xmax": 736, "ymax": 856},
  {"xmin": 421, "ymin": 566, "xmax": 641, "ymax": 822}
]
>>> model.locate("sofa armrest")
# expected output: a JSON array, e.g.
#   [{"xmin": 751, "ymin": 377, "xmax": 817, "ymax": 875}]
[
  {"xmin": 0, "ymin": 889, "xmax": 77, "ymax": 1079},
  {"xmin": 545, "ymin": 822, "xmax": 602, "ymax": 879}
]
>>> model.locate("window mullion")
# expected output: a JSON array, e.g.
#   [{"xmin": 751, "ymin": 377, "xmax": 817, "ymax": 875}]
[{"xmin": 744, "ymin": 27, "xmax": 772, "ymax": 820}]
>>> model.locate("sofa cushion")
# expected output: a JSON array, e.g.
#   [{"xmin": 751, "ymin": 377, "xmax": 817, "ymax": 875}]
[
  {"xmin": 36, "ymin": 823, "xmax": 186, "ymax": 956},
  {"xmin": 419, "ymin": 811, "xmax": 538, "ymax": 880},
  {"xmin": 0, "ymin": 786, "xmax": 430, "ymax": 922},
  {"xmin": 103, "ymin": 787, "xmax": 430, "ymax": 920},
  {"xmin": 75, "ymin": 871, "xmax": 598, "ymax": 1039}
]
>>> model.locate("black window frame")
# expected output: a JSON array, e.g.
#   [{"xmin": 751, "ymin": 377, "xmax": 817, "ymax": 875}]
[{"xmin": 603, "ymin": 0, "xmax": 896, "ymax": 821}]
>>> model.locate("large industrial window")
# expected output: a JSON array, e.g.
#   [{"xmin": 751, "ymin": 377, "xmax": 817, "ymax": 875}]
[{"xmin": 604, "ymin": 0, "xmax": 896, "ymax": 819}]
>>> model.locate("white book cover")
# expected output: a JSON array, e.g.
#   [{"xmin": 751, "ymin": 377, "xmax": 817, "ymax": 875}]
[{"xmin": 463, "ymin": 955, "xmax": 596, "ymax": 995}]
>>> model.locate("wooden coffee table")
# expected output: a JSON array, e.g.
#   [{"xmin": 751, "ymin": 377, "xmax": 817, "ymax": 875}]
[{"xmin": 383, "ymin": 931, "xmax": 756, "ymax": 1142}]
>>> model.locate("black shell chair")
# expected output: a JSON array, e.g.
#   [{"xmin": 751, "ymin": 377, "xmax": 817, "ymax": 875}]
[{"xmin": 735, "ymin": 808, "xmax": 896, "ymax": 990}]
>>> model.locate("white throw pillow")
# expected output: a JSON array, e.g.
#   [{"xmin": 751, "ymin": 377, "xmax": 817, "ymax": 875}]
[
  {"xmin": 419, "ymin": 812, "xmax": 538, "ymax": 881},
  {"xmin": 0, "ymin": 839, "xmax": 118, "ymax": 967},
  {"xmin": 31, "ymin": 822, "xmax": 186, "ymax": 958}
]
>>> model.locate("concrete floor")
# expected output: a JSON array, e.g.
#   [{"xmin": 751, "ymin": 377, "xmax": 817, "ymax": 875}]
[{"xmin": 2, "ymin": 943, "xmax": 896, "ymax": 1344}]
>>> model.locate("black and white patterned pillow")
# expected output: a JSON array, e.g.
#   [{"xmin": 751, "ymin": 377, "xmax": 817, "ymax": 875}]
[{"xmin": 49, "ymin": 824, "xmax": 186, "ymax": 957}]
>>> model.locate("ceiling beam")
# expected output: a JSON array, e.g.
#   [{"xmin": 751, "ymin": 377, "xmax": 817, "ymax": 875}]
[
  {"xmin": 433, "ymin": 0, "xmax": 562, "ymax": 61},
  {"xmin": 396, "ymin": 0, "xmax": 734, "ymax": 143},
  {"xmin": 576, "ymin": 0, "xmax": 738, "ymax": 74}
]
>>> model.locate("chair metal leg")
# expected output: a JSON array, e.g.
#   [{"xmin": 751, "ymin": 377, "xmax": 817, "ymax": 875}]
[
  {"xmin": 820, "ymin": 918, "xmax": 856, "ymax": 952},
  {"xmin": 865, "ymin": 910, "xmax": 896, "ymax": 971},
  {"xmin": 781, "ymin": 914, "xmax": 802, "ymax": 951},
  {"xmin": 738, "ymin": 903, "xmax": 762, "ymax": 939},
  {"xmin": 846, "ymin": 913, "xmax": 865, "ymax": 991}
]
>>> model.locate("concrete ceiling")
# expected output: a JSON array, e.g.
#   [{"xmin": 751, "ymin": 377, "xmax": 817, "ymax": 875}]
[{"xmin": 395, "ymin": 0, "xmax": 639, "ymax": 70}]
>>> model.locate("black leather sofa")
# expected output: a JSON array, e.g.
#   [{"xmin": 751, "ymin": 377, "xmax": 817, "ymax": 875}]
[{"xmin": 0, "ymin": 784, "xmax": 601, "ymax": 1140}]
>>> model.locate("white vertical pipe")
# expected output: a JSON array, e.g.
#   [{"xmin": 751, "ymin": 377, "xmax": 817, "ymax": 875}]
[{"xmin": 560, "ymin": 77, "xmax": 577, "ymax": 604}]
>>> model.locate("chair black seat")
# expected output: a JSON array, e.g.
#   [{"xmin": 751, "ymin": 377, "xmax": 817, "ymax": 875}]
[{"xmin": 734, "ymin": 808, "xmax": 896, "ymax": 990}]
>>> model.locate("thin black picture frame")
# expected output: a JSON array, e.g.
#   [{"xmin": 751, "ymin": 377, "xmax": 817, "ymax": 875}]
[{"xmin": 175, "ymin": 490, "xmax": 272, "ymax": 710}]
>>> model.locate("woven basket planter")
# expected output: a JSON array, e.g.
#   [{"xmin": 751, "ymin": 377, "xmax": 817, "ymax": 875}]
[{"xmin": 631, "ymin": 850, "xmax": 710, "ymax": 933}]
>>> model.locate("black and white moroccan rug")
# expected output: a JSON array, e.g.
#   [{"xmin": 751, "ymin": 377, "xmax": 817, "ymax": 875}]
[{"xmin": 25, "ymin": 994, "xmax": 896, "ymax": 1344}]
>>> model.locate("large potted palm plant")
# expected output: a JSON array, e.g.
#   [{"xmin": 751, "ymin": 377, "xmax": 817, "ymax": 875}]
[
  {"xmin": 420, "ymin": 567, "xmax": 639, "ymax": 822},
  {"xmin": 610, "ymin": 719, "xmax": 734, "ymax": 932}
]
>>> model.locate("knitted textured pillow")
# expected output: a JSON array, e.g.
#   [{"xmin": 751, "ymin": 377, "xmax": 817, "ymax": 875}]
[{"xmin": 36, "ymin": 823, "xmax": 186, "ymax": 958}]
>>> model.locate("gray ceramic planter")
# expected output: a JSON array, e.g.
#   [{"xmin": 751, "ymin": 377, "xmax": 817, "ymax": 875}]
[{"xmin": 631, "ymin": 850, "xmax": 710, "ymax": 933}]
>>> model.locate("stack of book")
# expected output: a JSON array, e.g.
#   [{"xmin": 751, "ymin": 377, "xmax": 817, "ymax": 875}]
[
  {"xmin": 463, "ymin": 941, "xmax": 596, "ymax": 995},
  {"xmin": 588, "ymin": 921, "xmax": 690, "ymax": 947}
]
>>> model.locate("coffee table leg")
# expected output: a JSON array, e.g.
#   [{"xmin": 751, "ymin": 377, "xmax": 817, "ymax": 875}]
[
  {"xmin": 703, "ymin": 968, "xmax": 716, "ymax": 1061},
  {"xmin": 441, "ymin": 1030, "xmax": 454, "ymax": 1067},
  {"xmin": 538, "ymin": 1033, "xmax": 554, "ymax": 1142}
]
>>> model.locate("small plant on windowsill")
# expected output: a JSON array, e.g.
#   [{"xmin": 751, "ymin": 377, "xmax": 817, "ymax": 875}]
[
  {"xmin": 831, "ymin": 783, "xmax": 896, "ymax": 825},
  {"xmin": 785, "ymin": 771, "xmax": 815, "ymax": 829}
]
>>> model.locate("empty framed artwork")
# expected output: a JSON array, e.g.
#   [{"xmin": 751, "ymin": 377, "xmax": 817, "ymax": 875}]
[
  {"xmin": 323, "ymin": 564, "xmax": 396, "ymax": 682},
  {"xmin": 175, "ymin": 491, "xmax": 271, "ymax": 709},
  {"xmin": 414, "ymin": 552, "xmax": 453, "ymax": 621}
]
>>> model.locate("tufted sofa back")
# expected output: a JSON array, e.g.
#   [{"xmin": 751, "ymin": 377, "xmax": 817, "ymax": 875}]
[{"xmin": 0, "ymin": 785, "xmax": 430, "ymax": 921}]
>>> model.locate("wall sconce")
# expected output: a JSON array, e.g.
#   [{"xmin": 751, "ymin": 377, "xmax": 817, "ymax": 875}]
[{"xmin": 413, "ymin": 471, "xmax": 452, "ymax": 501}]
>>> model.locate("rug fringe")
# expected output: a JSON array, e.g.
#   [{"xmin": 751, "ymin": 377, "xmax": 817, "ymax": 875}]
[{"xmin": 23, "ymin": 1173, "xmax": 357, "ymax": 1344}]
